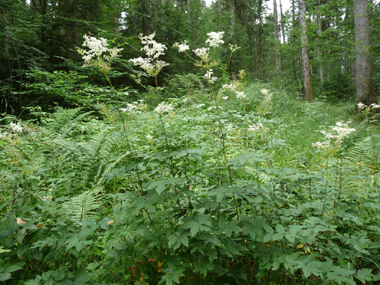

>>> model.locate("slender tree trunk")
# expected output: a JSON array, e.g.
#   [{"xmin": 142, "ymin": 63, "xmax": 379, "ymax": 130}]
[
  {"xmin": 354, "ymin": 0, "xmax": 377, "ymax": 105},
  {"xmin": 317, "ymin": 0, "xmax": 324, "ymax": 83},
  {"xmin": 273, "ymin": 0, "xmax": 281, "ymax": 74},
  {"xmin": 257, "ymin": 0, "xmax": 263, "ymax": 78},
  {"xmin": 326, "ymin": 0, "xmax": 331, "ymax": 77},
  {"xmin": 41, "ymin": 0, "xmax": 47, "ymax": 53},
  {"xmin": 299, "ymin": 0, "xmax": 314, "ymax": 101},
  {"xmin": 291, "ymin": 0, "xmax": 298, "ymax": 83},
  {"xmin": 279, "ymin": 0, "xmax": 286, "ymax": 44},
  {"xmin": 114, "ymin": 1, "xmax": 120, "ymax": 35},
  {"xmin": 2, "ymin": 1, "xmax": 10, "ymax": 58},
  {"xmin": 230, "ymin": 0, "xmax": 236, "ymax": 80}
]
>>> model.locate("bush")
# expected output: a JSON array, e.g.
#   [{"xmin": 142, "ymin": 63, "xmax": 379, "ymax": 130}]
[{"xmin": 320, "ymin": 73, "xmax": 355, "ymax": 103}]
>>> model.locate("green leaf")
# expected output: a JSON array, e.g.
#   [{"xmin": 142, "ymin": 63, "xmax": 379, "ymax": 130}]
[
  {"xmin": 167, "ymin": 235, "xmax": 178, "ymax": 249},
  {"xmin": 276, "ymin": 224, "xmax": 285, "ymax": 233},
  {"xmin": 272, "ymin": 233, "xmax": 284, "ymax": 241},
  {"xmin": 207, "ymin": 235, "xmax": 221, "ymax": 246},
  {"xmin": 159, "ymin": 269, "xmax": 184, "ymax": 285},
  {"xmin": 263, "ymin": 233, "xmax": 273, "ymax": 243},
  {"xmin": 0, "ymin": 273, "xmax": 11, "ymax": 282},
  {"xmin": 190, "ymin": 224, "xmax": 200, "ymax": 237},
  {"xmin": 355, "ymin": 268, "xmax": 373, "ymax": 283},
  {"xmin": 183, "ymin": 220, "xmax": 199, "ymax": 237},
  {"xmin": 194, "ymin": 261, "xmax": 214, "ymax": 277},
  {"xmin": 179, "ymin": 235, "xmax": 188, "ymax": 247},
  {"xmin": 74, "ymin": 273, "xmax": 91, "ymax": 284},
  {"xmin": 4, "ymin": 262, "xmax": 24, "ymax": 273}
]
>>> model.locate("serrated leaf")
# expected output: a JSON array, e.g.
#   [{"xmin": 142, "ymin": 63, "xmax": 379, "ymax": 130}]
[
  {"xmin": 179, "ymin": 235, "xmax": 188, "ymax": 247},
  {"xmin": 272, "ymin": 233, "xmax": 284, "ymax": 241},
  {"xmin": 263, "ymin": 233, "xmax": 273, "ymax": 243},
  {"xmin": 4, "ymin": 262, "xmax": 24, "ymax": 273},
  {"xmin": 167, "ymin": 235, "xmax": 178, "ymax": 249},
  {"xmin": 208, "ymin": 249, "xmax": 217, "ymax": 262},
  {"xmin": 354, "ymin": 268, "xmax": 373, "ymax": 284},
  {"xmin": 190, "ymin": 224, "xmax": 199, "ymax": 237},
  {"xmin": 276, "ymin": 224, "xmax": 285, "ymax": 233},
  {"xmin": 0, "ymin": 273, "xmax": 11, "ymax": 282},
  {"xmin": 207, "ymin": 235, "xmax": 221, "ymax": 246},
  {"xmin": 74, "ymin": 273, "xmax": 91, "ymax": 284}
]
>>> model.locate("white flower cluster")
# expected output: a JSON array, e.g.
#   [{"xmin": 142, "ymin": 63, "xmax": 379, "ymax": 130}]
[
  {"xmin": 206, "ymin": 31, "xmax": 225, "ymax": 47},
  {"xmin": 226, "ymin": 123, "xmax": 234, "ymax": 132},
  {"xmin": 312, "ymin": 121, "xmax": 355, "ymax": 151},
  {"xmin": 260, "ymin": 89, "xmax": 270, "ymax": 95},
  {"xmin": 204, "ymin": 69, "xmax": 217, "ymax": 84},
  {"xmin": 0, "ymin": 132, "xmax": 9, "ymax": 139},
  {"xmin": 78, "ymin": 35, "xmax": 123, "ymax": 68},
  {"xmin": 129, "ymin": 32, "xmax": 169, "ymax": 77},
  {"xmin": 0, "ymin": 122, "xmax": 23, "ymax": 140},
  {"xmin": 221, "ymin": 83, "xmax": 245, "ymax": 99},
  {"xmin": 154, "ymin": 102, "xmax": 174, "ymax": 114},
  {"xmin": 222, "ymin": 83, "xmax": 237, "ymax": 92},
  {"xmin": 173, "ymin": 40, "xmax": 190, "ymax": 52},
  {"xmin": 193, "ymin": 47, "xmax": 210, "ymax": 62},
  {"xmin": 235, "ymin": 91, "xmax": 246, "ymax": 100},
  {"xmin": 139, "ymin": 32, "xmax": 167, "ymax": 59},
  {"xmin": 10, "ymin": 122, "xmax": 23, "ymax": 133},
  {"xmin": 248, "ymin": 123, "xmax": 269, "ymax": 133},
  {"xmin": 357, "ymin": 102, "xmax": 380, "ymax": 109},
  {"xmin": 120, "ymin": 103, "xmax": 137, "ymax": 113}
]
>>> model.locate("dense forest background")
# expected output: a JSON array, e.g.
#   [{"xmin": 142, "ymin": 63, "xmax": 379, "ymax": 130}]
[{"xmin": 1, "ymin": 0, "xmax": 379, "ymax": 114}]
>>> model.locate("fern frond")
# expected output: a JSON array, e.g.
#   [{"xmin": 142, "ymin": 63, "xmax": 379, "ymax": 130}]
[{"xmin": 60, "ymin": 187, "xmax": 103, "ymax": 222}]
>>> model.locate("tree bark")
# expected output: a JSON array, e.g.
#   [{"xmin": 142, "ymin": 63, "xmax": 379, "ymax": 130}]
[
  {"xmin": 317, "ymin": 0, "xmax": 324, "ymax": 83},
  {"xmin": 114, "ymin": 1, "xmax": 120, "ymax": 35},
  {"xmin": 230, "ymin": 0, "xmax": 236, "ymax": 80},
  {"xmin": 256, "ymin": 0, "xmax": 263, "ymax": 78},
  {"xmin": 273, "ymin": 0, "xmax": 281, "ymax": 74},
  {"xmin": 279, "ymin": 0, "xmax": 286, "ymax": 44},
  {"xmin": 354, "ymin": 0, "xmax": 377, "ymax": 105},
  {"xmin": 299, "ymin": 0, "xmax": 314, "ymax": 101}
]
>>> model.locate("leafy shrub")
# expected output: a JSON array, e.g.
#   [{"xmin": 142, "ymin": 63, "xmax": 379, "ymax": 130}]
[{"xmin": 320, "ymin": 73, "xmax": 355, "ymax": 103}]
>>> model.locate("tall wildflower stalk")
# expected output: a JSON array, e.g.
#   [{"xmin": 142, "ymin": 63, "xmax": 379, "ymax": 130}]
[
  {"xmin": 154, "ymin": 102, "xmax": 186, "ymax": 216},
  {"xmin": 77, "ymin": 35, "xmax": 152, "ymax": 224},
  {"xmin": 174, "ymin": 32, "xmax": 244, "ymax": 230},
  {"xmin": 312, "ymin": 121, "xmax": 356, "ymax": 220},
  {"xmin": 129, "ymin": 32, "xmax": 169, "ymax": 103}
]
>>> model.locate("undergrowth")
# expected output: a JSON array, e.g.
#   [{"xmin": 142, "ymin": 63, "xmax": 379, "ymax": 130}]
[{"xmin": 1, "ymin": 32, "xmax": 380, "ymax": 285}]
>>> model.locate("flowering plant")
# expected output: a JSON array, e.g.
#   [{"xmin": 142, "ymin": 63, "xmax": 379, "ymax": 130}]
[
  {"xmin": 77, "ymin": 35, "xmax": 123, "ymax": 74},
  {"xmin": 129, "ymin": 32, "xmax": 169, "ymax": 86},
  {"xmin": 312, "ymin": 121, "xmax": 355, "ymax": 154},
  {"xmin": 173, "ymin": 31, "xmax": 240, "ymax": 88},
  {"xmin": 356, "ymin": 102, "xmax": 380, "ymax": 122}
]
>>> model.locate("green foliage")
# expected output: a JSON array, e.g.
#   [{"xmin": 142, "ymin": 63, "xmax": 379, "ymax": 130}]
[
  {"xmin": 320, "ymin": 73, "xmax": 355, "ymax": 103},
  {"xmin": 2, "ymin": 77, "xmax": 380, "ymax": 284}
]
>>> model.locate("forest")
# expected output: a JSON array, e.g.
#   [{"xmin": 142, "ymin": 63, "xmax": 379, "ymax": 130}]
[{"xmin": 1, "ymin": 0, "xmax": 380, "ymax": 284}]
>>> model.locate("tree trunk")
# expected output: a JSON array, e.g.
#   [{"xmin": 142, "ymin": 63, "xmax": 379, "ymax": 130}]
[
  {"xmin": 273, "ymin": 0, "xmax": 281, "ymax": 74},
  {"xmin": 279, "ymin": 0, "xmax": 286, "ymax": 44},
  {"xmin": 317, "ymin": 0, "xmax": 324, "ymax": 83},
  {"xmin": 256, "ymin": 0, "xmax": 263, "ymax": 78},
  {"xmin": 114, "ymin": 1, "xmax": 120, "ymax": 35},
  {"xmin": 354, "ymin": 0, "xmax": 377, "ymax": 105},
  {"xmin": 291, "ymin": 0, "xmax": 298, "ymax": 83},
  {"xmin": 2, "ymin": 1, "xmax": 10, "ymax": 58},
  {"xmin": 299, "ymin": 0, "xmax": 314, "ymax": 101},
  {"xmin": 230, "ymin": 0, "xmax": 236, "ymax": 80}
]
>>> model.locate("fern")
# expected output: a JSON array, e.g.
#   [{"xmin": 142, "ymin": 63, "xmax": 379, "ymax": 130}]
[{"xmin": 59, "ymin": 187, "xmax": 103, "ymax": 222}]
